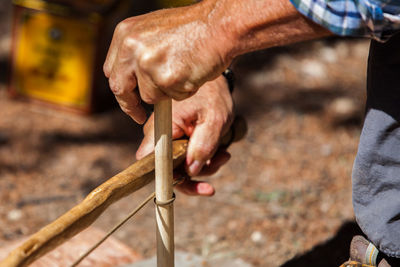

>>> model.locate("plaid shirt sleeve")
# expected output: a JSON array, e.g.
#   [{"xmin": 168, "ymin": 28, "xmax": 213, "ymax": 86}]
[{"xmin": 290, "ymin": 0, "xmax": 400, "ymax": 41}]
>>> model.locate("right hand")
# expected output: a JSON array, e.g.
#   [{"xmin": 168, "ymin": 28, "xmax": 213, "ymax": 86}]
[{"xmin": 136, "ymin": 75, "xmax": 234, "ymax": 196}]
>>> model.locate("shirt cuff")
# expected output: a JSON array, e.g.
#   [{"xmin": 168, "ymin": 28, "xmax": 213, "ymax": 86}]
[{"xmin": 289, "ymin": 0, "xmax": 372, "ymax": 38}]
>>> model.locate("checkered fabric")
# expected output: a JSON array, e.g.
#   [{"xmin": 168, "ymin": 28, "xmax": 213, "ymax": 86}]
[{"xmin": 290, "ymin": 0, "xmax": 400, "ymax": 41}]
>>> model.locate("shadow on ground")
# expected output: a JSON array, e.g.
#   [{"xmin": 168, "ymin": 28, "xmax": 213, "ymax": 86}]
[
  {"xmin": 233, "ymin": 36, "xmax": 357, "ymax": 75},
  {"xmin": 281, "ymin": 221, "xmax": 364, "ymax": 267},
  {"xmin": 232, "ymin": 38, "xmax": 366, "ymax": 129}
]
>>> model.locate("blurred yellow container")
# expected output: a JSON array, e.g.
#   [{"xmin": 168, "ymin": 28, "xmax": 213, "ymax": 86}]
[{"xmin": 9, "ymin": 0, "xmax": 129, "ymax": 113}]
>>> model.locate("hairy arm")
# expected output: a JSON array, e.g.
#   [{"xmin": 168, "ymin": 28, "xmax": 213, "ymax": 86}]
[
  {"xmin": 103, "ymin": 0, "xmax": 331, "ymax": 123},
  {"xmin": 206, "ymin": 0, "xmax": 332, "ymax": 60}
]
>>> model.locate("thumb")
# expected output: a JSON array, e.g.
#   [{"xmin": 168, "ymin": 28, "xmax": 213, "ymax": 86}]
[
  {"xmin": 136, "ymin": 113, "xmax": 155, "ymax": 160},
  {"xmin": 136, "ymin": 126, "xmax": 155, "ymax": 160},
  {"xmin": 186, "ymin": 120, "xmax": 222, "ymax": 176},
  {"xmin": 136, "ymin": 115, "xmax": 186, "ymax": 160}
]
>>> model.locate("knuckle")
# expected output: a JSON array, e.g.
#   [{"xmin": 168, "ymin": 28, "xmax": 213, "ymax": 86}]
[
  {"xmin": 139, "ymin": 84, "xmax": 168, "ymax": 104},
  {"xmin": 210, "ymin": 112, "xmax": 226, "ymax": 129},
  {"xmin": 138, "ymin": 50, "xmax": 156, "ymax": 69},
  {"xmin": 163, "ymin": 83, "xmax": 195, "ymax": 101},
  {"xmin": 109, "ymin": 78, "xmax": 124, "ymax": 96},
  {"xmin": 140, "ymin": 92, "xmax": 155, "ymax": 104},
  {"xmin": 115, "ymin": 20, "xmax": 128, "ymax": 34},
  {"xmin": 183, "ymin": 81, "xmax": 196, "ymax": 94},
  {"xmin": 169, "ymin": 81, "xmax": 198, "ymax": 100},
  {"xmin": 171, "ymin": 91, "xmax": 191, "ymax": 101},
  {"xmin": 154, "ymin": 69, "xmax": 181, "ymax": 90},
  {"xmin": 196, "ymin": 143, "xmax": 215, "ymax": 159},
  {"xmin": 103, "ymin": 63, "xmax": 110, "ymax": 78},
  {"xmin": 121, "ymin": 37, "xmax": 137, "ymax": 52}
]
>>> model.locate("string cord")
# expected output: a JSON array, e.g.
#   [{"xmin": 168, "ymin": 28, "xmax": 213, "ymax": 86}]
[{"xmin": 70, "ymin": 178, "xmax": 184, "ymax": 267}]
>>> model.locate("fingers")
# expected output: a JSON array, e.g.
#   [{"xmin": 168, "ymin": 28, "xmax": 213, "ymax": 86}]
[
  {"xmin": 136, "ymin": 114, "xmax": 155, "ymax": 160},
  {"xmin": 105, "ymin": 20, "xmax": 148, "ymax": 124},
  {"xmin": 108, "ymin": 44, "xmax": 147, "ymax": 124},
  {"xmin": 104, "ymin": 21, "xmax": 126, "ymax": 78},
  {"xmin": 168, "ymin": 148, "xmax": 231, "ymax": 196},
  {"xmin": 198, "ymin": 150, "xmax": 231, "ymax": 176},
  {"xmin": 136, "ymin": 72, "xmax": 169, "ymax": 104},
  {"xmin": 175, "ymin": 180, "xmax": 215, "ymax": 196},
  {"xmin": 114, "ymin": 91, "xmax": 147, "ymax": 125},
  {"xmin": 135, "ymin": 129, "xmax": 155, "ymax": 160},
  {"xmin": 185, "ymin": 118, "xmax": 224, "ymax": 176},
  {"xmin": 136, "ymin": 113, "xmax": 186, "ymax": 160}
]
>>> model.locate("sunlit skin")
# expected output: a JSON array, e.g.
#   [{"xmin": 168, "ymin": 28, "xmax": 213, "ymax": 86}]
[
  {"xmin": 136, "ymin": 76, "xmax": 233, "ymax": 196},
  {"xmin": 104, "ymin": 0, "xmax": 332, "ymax": 196}
]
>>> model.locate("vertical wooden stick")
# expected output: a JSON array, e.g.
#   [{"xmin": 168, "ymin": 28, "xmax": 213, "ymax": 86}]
[{"xmin": 154, "ymin": 99, "xmax": 174, "ymax": 267}]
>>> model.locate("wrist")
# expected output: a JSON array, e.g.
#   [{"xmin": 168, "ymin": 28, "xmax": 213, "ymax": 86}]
[{"xmin": 199, "ymin": 0, "xmax": 238, "ymax": 66}]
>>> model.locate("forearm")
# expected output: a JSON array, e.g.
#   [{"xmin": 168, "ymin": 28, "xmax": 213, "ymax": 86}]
[{"xmin": 201, "ymin": 0, "xmax": 332, "ymax": 61}]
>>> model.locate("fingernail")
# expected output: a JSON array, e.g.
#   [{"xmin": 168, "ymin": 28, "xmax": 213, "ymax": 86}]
[
  {"xmin": 198, "ymin": 183, "xmax": 214, "ymax": 195},
  {"xmin": 186, "ymin": 155, "xmax": 194, "ymax": 166},
  {"xmin": 188, "ymin": 160, "xmax": 203, "ymax": 176}
]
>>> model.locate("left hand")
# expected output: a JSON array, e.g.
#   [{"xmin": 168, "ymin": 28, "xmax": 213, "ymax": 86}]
[
  {"xmin": 136, "ymin": 75, "xmax": 234, "ymax": 196},
  {"xmin": 103, "ymin": 1, "xmax": 233, "ymax": 124}
]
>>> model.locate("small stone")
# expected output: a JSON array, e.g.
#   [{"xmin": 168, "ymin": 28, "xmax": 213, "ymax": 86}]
[
  {"xmin": 320, "ymin": 201, "xmax": 331, "ymax": 213},
  {"xmin": 7, "ymin": 209, "xmax": 23, "ymax": 221},
  {"xmin": 331, "ymin": 98, "xmax": 356, "ymax": 116},
  {"xmin": 328, "ymin": 97, "xmax": 359, "ymax": 122},
  {"xmin": 206, "ymin": 234, "xmax": 218, "ymax": 244},
  {"xmin": 301, "ymin": 60, "xmax": 326, "ymax": 79},
  {"xmin": 251, "ymin": 231, "xmax": 264, "ymax": 244}
]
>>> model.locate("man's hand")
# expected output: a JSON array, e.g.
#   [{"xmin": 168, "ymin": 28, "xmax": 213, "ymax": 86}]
[
  {"xmin": 103, "ymin": 1, "xmax": 232, "ymax": 124},
  {"xmin": 104, "ymin": 0, "xmax": 330, "ymax": 124},
  {"xmin": 136, "ymin": 75, "xmax": 234, "ymax": 196}
]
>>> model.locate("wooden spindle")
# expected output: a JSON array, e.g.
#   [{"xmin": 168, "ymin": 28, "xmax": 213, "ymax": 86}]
[{"xmin": 154, "ymin": 99, "xmax": 174, "ymax": 267}]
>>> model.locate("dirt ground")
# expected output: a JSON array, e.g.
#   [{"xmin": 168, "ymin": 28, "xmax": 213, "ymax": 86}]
[{"xmin": 0, "ymin": 2, "xmax": 372, "ymax": 266}]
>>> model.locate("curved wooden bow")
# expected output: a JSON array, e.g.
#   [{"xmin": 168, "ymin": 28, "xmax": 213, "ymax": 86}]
[
  {"xmin": 0, "ymin": 140, "xmax": 188, "ymax": 267},
  {"xmin": 0, "ymin": 116, "xmax": 246, "ymax": 267}
]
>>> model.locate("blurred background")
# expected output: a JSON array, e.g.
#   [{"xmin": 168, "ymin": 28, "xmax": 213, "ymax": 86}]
[{"xmin": 0, "ymin": 0, "xmax": 369, "ymax": 266}]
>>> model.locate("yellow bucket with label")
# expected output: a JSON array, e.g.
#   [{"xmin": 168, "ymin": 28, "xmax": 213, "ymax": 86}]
[{"xmin": 9, "ymin": 0, "xmax": 129, "ymax": 113}]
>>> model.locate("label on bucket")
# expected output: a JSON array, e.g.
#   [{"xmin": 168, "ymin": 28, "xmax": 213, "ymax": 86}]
[{"xmin": 12, "ymin": 10, "xmax": 97, "ymax": 109}]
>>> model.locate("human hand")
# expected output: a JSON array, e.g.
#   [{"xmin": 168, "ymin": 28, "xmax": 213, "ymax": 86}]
[
  {"xmin": 136, "ymin": 75, "xmax": 234, "ymax": 196},
  {"xmin": 103, "ymin": 1, "xmax": 233, "ymax": 124}
]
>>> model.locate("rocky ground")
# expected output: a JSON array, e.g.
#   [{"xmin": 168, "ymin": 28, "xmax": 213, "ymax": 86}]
[{"xmin": 0, "ymin": 1, "xmax": 371, "ymax": 266}]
